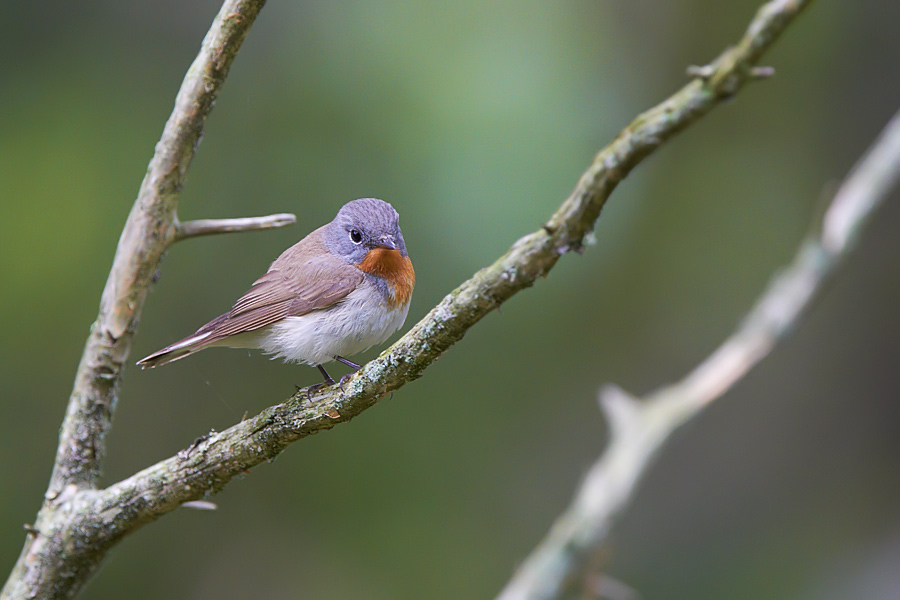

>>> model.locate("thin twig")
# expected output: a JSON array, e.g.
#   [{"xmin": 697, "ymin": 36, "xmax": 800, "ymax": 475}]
[
  {"xmin": 3, "ymin": 0, "xmax": 811, "ymax": 598},
  {"xmin": 45, "ymin": 0, "xmax": 266, "ymax": 497},
  {"xmin": 687, "ymin": 64, "xmax": 775, "ymax": 79},
  {"xmin": 79, "ymin": 0, "xmax": 814, "ymax": 538},
  {"xmin": 2, "ymin": 1, "xmax": 267, "ymax": 599},
  {"xmin": 174, "ymin": 213, "xmax": 296, "ymax": 241},
  {"xmin": 494, "ymin": 106, "xmax": 900, "ymax": 600}
]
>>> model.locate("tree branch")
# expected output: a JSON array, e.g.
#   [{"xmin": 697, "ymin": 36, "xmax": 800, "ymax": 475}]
[
  {"xmin": 46, "ymin": 0, "xmax": 266, "ymax": 499},
  {"xmin": 85, "ymin": 0, "xmax": 814, "ymax": 533},
  {"xmin": 3, "ymin": 1, "xmax": 266, "ymax": 598},
  {"xmin": 3, "ymin": 0, "xmax": 812, "ymax": 598},
  {"xmin": 174, "ymin": 213, "xmax": 296, "ymax": 241},
  {"xmin": 494, "ymin": 106, "xmax": 900, "ymax": 600}
]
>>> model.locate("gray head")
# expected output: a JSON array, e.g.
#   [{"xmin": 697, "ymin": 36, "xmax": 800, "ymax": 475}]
[{"xmin": 324, "ymin": 198, "xmax": 409, "ymax": 265}]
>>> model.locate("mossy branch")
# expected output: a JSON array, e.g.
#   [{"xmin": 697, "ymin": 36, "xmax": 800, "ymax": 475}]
[
  {"xmin": 3, "ymin": 0, "xmax": 812, "ymax": 598},
  {"xmin": 3, "ymin": 1, "xmax": 267, "ymax": 598}
]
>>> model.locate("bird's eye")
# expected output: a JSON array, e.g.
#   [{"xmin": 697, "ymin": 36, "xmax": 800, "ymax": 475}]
[{"xmin": 349, "ymin": 229, "xmax": 362, "ymax": 244}]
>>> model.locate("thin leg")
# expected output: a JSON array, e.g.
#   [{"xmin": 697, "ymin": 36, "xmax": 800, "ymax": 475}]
[
  {"xmin": 333, "ymin": 355, "xmax": 361, "ymax": 392},
  {"xmin": 317, "ymin": 364, "xmax": 336, "ymax": 383},
  {"xmin": 305, "ymin": 364, "xmax": 336, "ymax": 400},
  {"xmin": 333, "ymin": 355, "xmax": 362, "ymax": 371}
]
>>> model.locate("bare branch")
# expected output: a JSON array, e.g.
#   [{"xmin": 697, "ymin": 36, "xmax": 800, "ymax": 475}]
[
  {"xmin": 2, "ymin": 1, "xmax": 267, "ymax": 598},
  {"xmin": 46, "ymin": 0, "xmax": 266, "ymax": 498},
  {"xmin": 823, "ymin": 111, "xmax": 900, "ymax": 254},
  {"xmin": 73, "ymin": 0, "xmax": 814, "ymax": 540},
  {"xmin": 174, "ymin": 213, "xmax": 296, "ymax": 241},
  {"xmin": 687, "ymin": 64, "xmax": 775, "ymax": 80},
  {"xmin": 494, "ymin": 106, "xmax": 900, "ymax": 600},
  {"xmin": 3, "ymin": 0, "xmax": 813, "ymax": 597}
]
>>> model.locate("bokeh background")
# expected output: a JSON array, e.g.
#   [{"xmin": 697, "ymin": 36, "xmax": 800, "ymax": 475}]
[{"xmin": 2, "ymin": 1, "xmax": 899, "ymax": 598}]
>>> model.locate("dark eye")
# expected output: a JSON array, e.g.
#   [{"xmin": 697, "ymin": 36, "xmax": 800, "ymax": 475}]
[{"xmin": 349, "ymin": 229, "xmax": 362, "ymax": 244}]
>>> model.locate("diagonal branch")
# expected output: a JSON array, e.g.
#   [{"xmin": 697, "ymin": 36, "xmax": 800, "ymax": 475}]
[
  {"xmin": 47, "ymin": 0, "xmax": 267, "ymax": 498},
  {"xmin": 3, "ymin": 1, "xmax": 267, "ymax": 599},
  {"xmin": 76, "ymin": 0, "xmax": 810, "ymax": 554},
  {"xmin": 494, "ymin": 106, "xmax": 900, "ymax": 600},
  {"xmin": 174, "ymin": 213, "xmax": 297, "ymax": 241},
  {"xmin": 3, "ymin": 0, "xmax": 812, "ymax": 598}
]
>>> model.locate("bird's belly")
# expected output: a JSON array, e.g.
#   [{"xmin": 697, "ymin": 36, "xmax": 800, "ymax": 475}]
[{"xmin": 256, "ymin": 285, "xmax": 410, "ymax": 366}]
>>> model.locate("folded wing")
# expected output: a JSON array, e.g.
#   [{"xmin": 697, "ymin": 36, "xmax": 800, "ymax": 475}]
[{"xmin": 137, "ymin": 228, "xmax": 362, "ymax": 368}]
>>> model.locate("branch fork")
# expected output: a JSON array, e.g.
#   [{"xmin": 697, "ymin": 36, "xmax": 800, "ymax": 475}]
[{"xmin": 3, "ymin": 0, "xmax": 819, "ymax": 598}]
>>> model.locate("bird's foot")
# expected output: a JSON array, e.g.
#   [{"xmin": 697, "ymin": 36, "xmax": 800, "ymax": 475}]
[
  {"xmin": 338, "ymin": 373, "xmax": 354, "ymax": 393},
  {"xmin": 304, "ymin": 364, "xmax": 338, "ymax": 400},
  {"xmin": 305, "ymin": 381, "xmax": 332, "ymax": 401},
  {"xmin": 333, "ymin": 356, "xmax": 362, "ymax": 393}
]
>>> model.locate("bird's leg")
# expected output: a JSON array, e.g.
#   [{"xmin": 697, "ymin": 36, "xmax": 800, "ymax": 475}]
[
  {"xmin": 334, "ymin": 356, "xmax": 362, "ymax": 370},
  {"xmin": 305, "ymin": 365, "xmax": 337, "ymax": 400},
  {"xmin": 317, "ymin": 364, "xmax": 337, "ymax": 383},
  {"xmin": 334, "ymin": 355, "xmax": 362, "ymax": 392}
]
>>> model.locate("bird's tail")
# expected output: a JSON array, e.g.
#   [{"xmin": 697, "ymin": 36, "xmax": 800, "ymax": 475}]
[{"xmin": 136, "ymin": 331, "xmax": 215, "ymax": 369}]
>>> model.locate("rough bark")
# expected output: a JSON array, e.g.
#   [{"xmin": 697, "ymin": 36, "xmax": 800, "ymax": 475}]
[{"xmin": 2, "ymin": 0, "xmax": 813, "ymax": 598}]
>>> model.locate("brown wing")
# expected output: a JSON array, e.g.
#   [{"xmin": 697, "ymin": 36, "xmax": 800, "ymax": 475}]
[
  {"xmin": 137, "ymin": 227, "xmax": 361, "ymax": 369},
  {"xmin": 194, "ymin": 226, "xmax": 363, "ymax": 343}
]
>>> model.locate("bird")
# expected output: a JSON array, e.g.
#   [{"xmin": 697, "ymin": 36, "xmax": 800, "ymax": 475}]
[{"xmin": 137, "ymin": 198, "xmax": 414, "ymax": 393}]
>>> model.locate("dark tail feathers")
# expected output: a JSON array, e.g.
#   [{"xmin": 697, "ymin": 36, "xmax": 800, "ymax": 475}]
[{"xmin": 136, "ymin": 331, "xmax": 214, "ymax": 369}]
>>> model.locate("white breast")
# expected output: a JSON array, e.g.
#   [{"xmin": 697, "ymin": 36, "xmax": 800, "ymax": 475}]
[{"xmin": 253, "ymin": 280, "xmax": 410, "ymax": 366}]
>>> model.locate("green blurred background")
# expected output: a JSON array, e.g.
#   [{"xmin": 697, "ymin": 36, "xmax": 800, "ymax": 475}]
[{"xmin": 2, "ymin": 1, "xmax": 899, "ymax": 598}]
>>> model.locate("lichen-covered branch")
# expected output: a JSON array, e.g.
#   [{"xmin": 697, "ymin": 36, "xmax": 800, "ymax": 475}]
[
  {"xmin": 174, "ymin": 213, "xmax": 296, "ymax": 241},
  {"xmin": 494, "ymin": 106, "xmax": 900, "ymax": 600},
  {"xmin": 63, "ymin": 1, "xmax": 814, "ymax": 540},
  {"xmin": 2, "ymin": 1, "xmax": 266, "ymax": 599},
  {"xmin": 3, "ymin": 0, "xmax": 811, "ymax": 598},
  {"xmin": 35, "ymin": 0, "xmax": 811, "ymax": 558},
  {"xmin": 47, "ymin": 0, "xmax": 265, "ymax": 499}
]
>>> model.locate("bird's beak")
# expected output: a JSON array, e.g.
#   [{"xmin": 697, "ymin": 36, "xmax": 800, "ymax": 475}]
[{"xmin": 376, "ymin": 235, "xmax": 397, "ymax": 250}]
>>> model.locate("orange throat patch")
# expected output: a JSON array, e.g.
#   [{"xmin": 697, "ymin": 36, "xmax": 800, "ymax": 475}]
[{"xmin": 357, "ymin": 248, "xmax": 415, "ymax": 307}]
